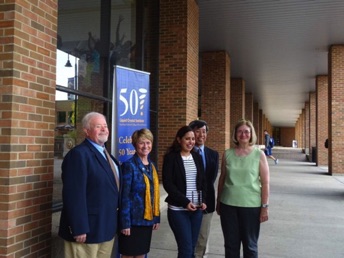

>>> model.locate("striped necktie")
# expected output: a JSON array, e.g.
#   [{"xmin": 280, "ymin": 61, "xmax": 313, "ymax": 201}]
[{"xmin": 104, "ymin": 148, "xmax": 120, "ymax": 189}]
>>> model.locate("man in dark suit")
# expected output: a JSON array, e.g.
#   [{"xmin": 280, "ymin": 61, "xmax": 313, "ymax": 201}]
[
  {"xmin": 189, "ymin": 120, "xmax": 219, "ymax": 258},
  {"xmin": 59, "ymin": 112, "xmax": 121, "ymax": 258}
]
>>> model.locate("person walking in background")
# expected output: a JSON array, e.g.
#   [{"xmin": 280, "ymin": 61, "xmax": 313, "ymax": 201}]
[
  {"xmin": 162, "ymin": 125, "xmax": 207, "ymax": 258},
  {"xmin": 189, "ymin": 120, "xmax": 219, "ymax": 258},
  {"xmin": 217, "ymin": 119, "xmax": 270, "ymax": 258},
  {"xmin": 119, "ymin": 129, "xmax": 160, "ymax": 258},
  {"xmin": 264, "ymin": 129, "xmax": 279, "ymax": 164},
  {"xmin": 59, "ymin": 112, "xmax": 121, "ymax": 258}
]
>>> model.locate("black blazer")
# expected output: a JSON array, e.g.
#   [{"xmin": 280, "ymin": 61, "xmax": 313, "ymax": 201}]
[
  {"xmin": 203, "ymin": 146, "xmax": 219, "ymax": 213},
  {"xmin": 162, "ymin": 151, "xmax": 206, "ymax": 208}
]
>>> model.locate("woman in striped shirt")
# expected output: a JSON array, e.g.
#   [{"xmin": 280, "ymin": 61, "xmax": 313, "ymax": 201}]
[{"xmin": 162, "ymin": 125, "xmax": 207, "ymax": 258}]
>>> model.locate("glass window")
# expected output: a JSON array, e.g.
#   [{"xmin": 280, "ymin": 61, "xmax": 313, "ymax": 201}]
[
  {"xmin": 54, "ymin": 0, "xmax": 137, "ymax": 208},
  {"xmin": 57, "ymin": 1, "xmax": 137, "ymax": 99},
  {"xmin": 54, "ymin": 92, "xmax": 111, "ymax": 204},
  {"xmin": 57, "ymin": 111, "xmax": 66, "ymax": 124},
  {"xmin": 110, "ymin": 3, "xmax": 136, "ymax": 68},
  {"xmin": 57, "ymin": 1, "xmax": 103, "ymax": 98}
]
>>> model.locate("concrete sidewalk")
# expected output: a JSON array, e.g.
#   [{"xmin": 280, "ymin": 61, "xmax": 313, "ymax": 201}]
[
  {"xmin": 52, "ymin": 148, "xmax": 344, "ymax": 257},
  {"xmin": 148, "ymin": 149, "xmax": 344, "ymax": 258}
]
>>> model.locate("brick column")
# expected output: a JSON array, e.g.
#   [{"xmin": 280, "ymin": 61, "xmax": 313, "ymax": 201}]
[
  {"xmin": 200, "ymin": 51, "xmax": 230, "ymax": 160},
  {"xmin": 316, "ymin": 75, "xmax": 328, "ymax": 166},
  {"xmin": 297, "ymin": 110, "xmax": 305, "ymax": 149},
  {"xmin": 309, "ymin": 92, "xmax": 316, "ymax": 162},
  {"xmin": 329, "ymin": 45, "xmax": 344, "ymax": 175},
  {"xmin": 262, "ymin": 114, "xmax": 267, "ymax": 130},
  {"xmin": 301, "ymin": 108, "xmax": 306, "ymax": 149},
  {"xmin": 295, "ymin": 118, "xmax": 300, "ymax": 148},
  {"xmin": 245, "ymin": 93, "xmax": 253, "ymax": 122},
  {"xmin": 259, "ymin": 109, "xmax": 263, "ymax": 145},
  {"xmin": 253, "ymin": 102, "xmax": 259, "ymax": 143},
  {"xmin": 263, "ymin": 116, "xmax": 272, "ymax": 142},
  {"xmin": 304, "ymin": 102, "xmax": 310, "ymax": 157},
  {"xmin": 301, "ymin": 115, "xmax": 304, "ymax": 149},
  {"xmin": 158, "ymin": 0, "xmax": 199, "ymax": 170},
  {"xmin": 230, "ymin": 78, "xmax": 245, "ymax": 142},
  {"xmin": 0, "ymin": 2, "xmax": 56, "ymax": 257}
]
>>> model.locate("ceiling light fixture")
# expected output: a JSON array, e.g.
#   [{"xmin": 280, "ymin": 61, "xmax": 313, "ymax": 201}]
[{"xmin": 65, "ymin": 53, "xmax": 72, "ymax": 67}]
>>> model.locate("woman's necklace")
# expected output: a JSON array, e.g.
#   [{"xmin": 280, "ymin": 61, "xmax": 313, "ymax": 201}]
[{"xmin": 143, "ymin": 162, "xmax": 151, "ymax": 174}]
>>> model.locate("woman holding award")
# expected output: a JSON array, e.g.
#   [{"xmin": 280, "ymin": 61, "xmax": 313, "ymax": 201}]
[{"xmin": 162, "ymin": 125, "xmax": 207, "ymax": 258}]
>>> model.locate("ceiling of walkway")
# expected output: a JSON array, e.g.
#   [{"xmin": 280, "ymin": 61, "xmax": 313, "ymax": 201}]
[{"xmin": 199, "ymin": 1, "xmax": 344, "ymax": 127}]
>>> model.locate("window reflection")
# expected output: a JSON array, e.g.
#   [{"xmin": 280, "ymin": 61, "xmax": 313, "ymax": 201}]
[
  {"xmin": 54, "ymin": 0, "xmax": 138, "ymax": 208},
  {"xmin": 110, "ymin": 14, "xmax": 136, "ymax": 68},
  {"xmin": 54, "ymin": 93, "xmax": 109, "ymax": 205},
  {"xmin": 56, "ymin": 50, "xmax": 79, "ymax": 101}
]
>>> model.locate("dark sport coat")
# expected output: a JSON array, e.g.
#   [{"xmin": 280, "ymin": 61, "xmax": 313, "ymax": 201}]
[
  {"xmin": 202, "ymin": 146, "xmax": 219, "ymax": 213},
  {"xmin": 58, "ymin": 139, "xmax": 121, "ymax": 243}
]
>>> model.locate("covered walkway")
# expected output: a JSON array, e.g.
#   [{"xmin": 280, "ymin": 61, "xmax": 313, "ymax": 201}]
[
  {"xmin": 52, "ymin": 147, "xmax": 344, "ymax": 257},
  {"xmin": 149, "ymin": 147, "xmax": 344, "ymax": 258}
]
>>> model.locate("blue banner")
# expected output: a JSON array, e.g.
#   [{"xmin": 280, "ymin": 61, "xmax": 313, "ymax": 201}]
[{"xmin": 111, "ymin": 66, "xmax": 150, "ymax": 163}]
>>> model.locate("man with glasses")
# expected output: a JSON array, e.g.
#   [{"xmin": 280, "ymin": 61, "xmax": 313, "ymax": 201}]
[{"xmin": 189, "ymin": 120, "xmax": 219, "ymax": 258}]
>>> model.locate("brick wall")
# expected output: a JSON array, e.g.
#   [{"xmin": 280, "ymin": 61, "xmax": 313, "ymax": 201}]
[
  {"xmin": 309, "ymin": 92, "xmax": 316, "ymax": 162},
  {"xmin": 299, "ymin": 109, "xmax": 303, "ymax": 149},
  {"xmin": 280, "ymin": 127, "xmax": 295, "ymax": 147},
  {"xmin": 328, "ymin": 45, "xmax": 344, "ymax": 175},
  {"xmin": 301, "ymin": 108, "xmax": 305, "ymax": 149},
  {"xmin": 261, "ymin": 114, "xmax": 272, "ymax": 145},
  {"xmin": 295, "ymin": 118, "xmax": 300, "ymax": 148},
  {"xmin": 253, "ymin": 102, "xmax": 260, "ymax": 144},
  {"xmin": 200, "ymin": 51, "xmax": 230, "ymax": 161},
  {"xmin": 262, "ymin": 114, "xmax": 266, "ymax": 144},
  {"xmin": 0, "ymin": 1, "xmax": 57, "ymax": 257},
  {"xmin": 258, "ymin": 109, "xmax": 263, "ymax": 144},
  {"xmin": 316, "ymin": 75, "xmax": 328, "ymax": 166},
  {"xmin": 295, "ymin": 110, "xmax": 305, "ymax": 149},
  {"xmin": 304, "ymin": 102, "xmax": 310, "ymax": 155},
  {"xmin": 158, "ymin": 0, "xmax": 199, "ymax": 171},
  {"xmin": 230, "ymin": 78, "xmax": 245, "ymax": 145},
  {"xmin": 245, "ymin": 93, "xmax": 253, "ymax": 122}
]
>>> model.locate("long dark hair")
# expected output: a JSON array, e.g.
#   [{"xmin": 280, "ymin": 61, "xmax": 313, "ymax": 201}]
[{"xmin": 165, "ymin": 125, "xmax": 193, "ymax": 154}]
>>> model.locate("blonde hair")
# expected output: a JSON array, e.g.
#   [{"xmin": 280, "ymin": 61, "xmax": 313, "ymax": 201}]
[
  {"xmin": 231, "ymin": 119, "xmax": 257, "ymax": 146},
  {"xmin": 131, "ymin": 128, "xmax": 154, "ymax": 148}
]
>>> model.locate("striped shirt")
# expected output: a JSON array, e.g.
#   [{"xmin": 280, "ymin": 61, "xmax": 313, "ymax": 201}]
[{"xmin": 168, "ymin": 154, "xmax": 198, "ymax": 211}]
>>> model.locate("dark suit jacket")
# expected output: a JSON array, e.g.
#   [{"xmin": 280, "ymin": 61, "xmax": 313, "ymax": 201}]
[
  {"xmin": 162, "ymin": 151, "xmax": 206, "ymax": 208},
  {"xmin": 58, "ymin": 139, "xmax": 121, "ymax": 243},
  {"xmin": 203, "ymin": 146, "xmax": 219, "ymax": 213}
]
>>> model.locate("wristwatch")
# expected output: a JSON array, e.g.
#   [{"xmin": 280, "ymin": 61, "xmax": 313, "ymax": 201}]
[{"xmin": 261, "ymin": 204, "xmax": 269, "ymax": 208}]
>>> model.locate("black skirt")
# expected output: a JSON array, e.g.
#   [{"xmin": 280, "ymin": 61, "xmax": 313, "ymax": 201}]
[{"xmin": 118, "ymin": 226, "xmax": 153, "ymax": 256}]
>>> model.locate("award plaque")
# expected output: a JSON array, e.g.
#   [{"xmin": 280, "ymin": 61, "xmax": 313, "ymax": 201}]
[{"xmin": 191, "ymin": 190, "xmax": 202, "ymax": 208}]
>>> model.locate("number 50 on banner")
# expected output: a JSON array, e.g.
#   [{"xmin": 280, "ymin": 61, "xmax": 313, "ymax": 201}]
[{"xmin": 111, "ymin": 66, "xmax": 150, "ymax": 163}]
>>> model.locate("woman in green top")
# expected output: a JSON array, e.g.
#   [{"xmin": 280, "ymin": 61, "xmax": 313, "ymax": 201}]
[{"xmin": 216, "ymin": 119, "xmax": 270, "ymax": 258}]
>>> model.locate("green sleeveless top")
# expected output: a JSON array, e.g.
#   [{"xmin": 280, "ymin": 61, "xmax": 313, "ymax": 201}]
[{"xmin": 220, "ymin": 147, "xmax": 262, "ymax": 207}]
